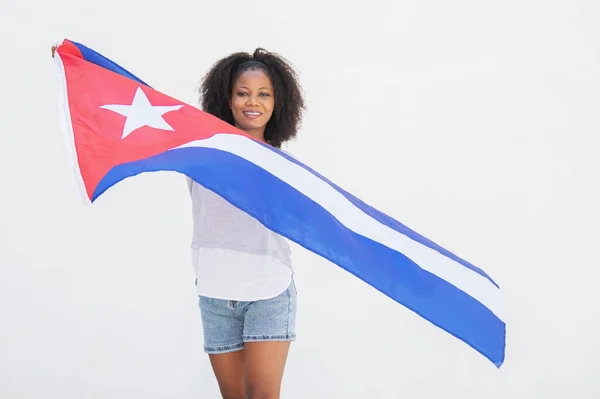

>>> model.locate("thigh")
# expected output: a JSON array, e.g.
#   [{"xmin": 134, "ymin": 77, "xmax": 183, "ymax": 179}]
[
  {"xmin": 209, "ymin": 351, "xmax": 246, "ymax": 399},
  {"xmin": 199, "ymin": 296, "xmax": 246, "ymax": 398},
  {"xmin": 244, "ymin": 341, "xmax": 291, "ymax": 398},
  {"xmin": 242, "ymin": 282, "xmax": 297, "ymax": 398}
]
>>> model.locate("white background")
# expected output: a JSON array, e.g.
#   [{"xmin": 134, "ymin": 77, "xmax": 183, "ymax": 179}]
[{"xmin": 1, "ymin": 0, "xmax": 599, "ymax": 397}]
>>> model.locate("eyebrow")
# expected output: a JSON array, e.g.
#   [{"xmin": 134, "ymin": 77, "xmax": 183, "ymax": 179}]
[{"xmin": 237, "ymin": 85, "xmax": 271, "ymax": 90}]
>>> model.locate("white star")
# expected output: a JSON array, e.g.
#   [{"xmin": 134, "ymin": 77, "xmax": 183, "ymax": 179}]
[{"xmin": 100, "ymin": 87, "xmax": 184, "ymax": 139}]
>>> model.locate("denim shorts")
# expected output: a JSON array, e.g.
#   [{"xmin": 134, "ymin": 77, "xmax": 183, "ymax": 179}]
[{"xmin": 198, "ymin": 281, "xmax": 297, "ymax": 354}]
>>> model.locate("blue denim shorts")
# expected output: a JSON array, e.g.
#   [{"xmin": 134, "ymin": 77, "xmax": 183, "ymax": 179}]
[{"xmin": 198, "ymin": 281, "xmax": 297, "ymax": 354}]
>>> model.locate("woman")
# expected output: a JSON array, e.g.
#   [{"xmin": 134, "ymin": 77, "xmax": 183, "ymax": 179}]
[{"xmin": 188, "ymin": 48, "xmax": 305, "ymax": 399}]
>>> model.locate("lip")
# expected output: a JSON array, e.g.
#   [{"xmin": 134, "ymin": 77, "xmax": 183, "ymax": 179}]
[{"xmin": 242, "ymin": 109, "xmax": 262, "ymax": 120}]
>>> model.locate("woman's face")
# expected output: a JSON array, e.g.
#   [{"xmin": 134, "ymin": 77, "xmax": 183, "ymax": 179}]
[{"xmin": 230, "ymin": 69, "xmax": 275, "ymax": 141}]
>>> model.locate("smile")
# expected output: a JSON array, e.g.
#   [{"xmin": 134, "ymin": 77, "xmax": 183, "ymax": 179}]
[{"xmin": 243, "ymin": 111, "xmax": 262, "ymax": 119}]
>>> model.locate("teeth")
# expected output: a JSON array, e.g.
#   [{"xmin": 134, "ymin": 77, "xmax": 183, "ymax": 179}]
[{"xmin": 245, "ymin": 112, "xmax": 260, "ymax": 115}]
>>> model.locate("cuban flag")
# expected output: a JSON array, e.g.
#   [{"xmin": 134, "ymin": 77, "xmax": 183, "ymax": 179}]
[{"xmin": 53, "ymin": 39, "xmax": 505, "ymax": 367}]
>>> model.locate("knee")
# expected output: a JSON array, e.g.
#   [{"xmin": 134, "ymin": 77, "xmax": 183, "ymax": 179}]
[
  {"xmin": 246, "ymin": 384, "xmax": 279, "ymax": 399},
  {"xmin": 218, "ymin": 386, "xmax": 245, "ymax": 399},
  {"xmin": 222, "ymin": 394, "xmax": 245, "ymax": 399},
  {"xmin": 247, "ymin": 393, "xmax": 276, "ymax": 399}
]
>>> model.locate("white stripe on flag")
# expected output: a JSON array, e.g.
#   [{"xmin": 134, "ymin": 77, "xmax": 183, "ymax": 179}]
[{"xmin": 176, "ymin": 134, "xmax": 504, "ymax": 321}]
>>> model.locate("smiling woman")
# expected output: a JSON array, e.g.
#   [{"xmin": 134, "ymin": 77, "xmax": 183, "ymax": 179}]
[
  {"xmin": 230, "ymin": 66, "xmax": 275, "ymax": 139},
  {"xmin": 189, "ymin": 49, "xmax": 306, "ymax": 399},
  {"xmin": 200, "ymin": 48, "xmax": 305, "ymax": 149}
]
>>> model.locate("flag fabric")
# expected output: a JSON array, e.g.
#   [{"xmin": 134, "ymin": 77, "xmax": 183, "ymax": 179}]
[{"xmin": 53, "ymin": 39, "xmax": 506, "ymax": 367}]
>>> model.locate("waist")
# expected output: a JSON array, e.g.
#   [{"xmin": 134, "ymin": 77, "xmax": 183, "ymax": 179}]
[
  {"xmin": 191, "ymin": 247, "xmax": 294, "ymax": 301},
  {"xmin": 191, "ymin": 238, "xmax": 291, "ymax": 262}
]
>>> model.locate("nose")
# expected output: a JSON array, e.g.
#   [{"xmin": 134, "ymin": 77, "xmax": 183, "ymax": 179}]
[{"xmin": 246, "ymin": 94, "xmax": 259, "ymax": 106}]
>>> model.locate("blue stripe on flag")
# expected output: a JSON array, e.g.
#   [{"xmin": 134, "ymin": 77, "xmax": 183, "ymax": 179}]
[
  {"xmin": 69, "ymin": 40, "xmax": 150, "ymax": 87},
  {"xmin": 93, "ymin": 146, "xmax": 506, "ymax": 367},
  {"xmin": 264, "ymin": 144, "xmax": 499, "ymax": 288}
]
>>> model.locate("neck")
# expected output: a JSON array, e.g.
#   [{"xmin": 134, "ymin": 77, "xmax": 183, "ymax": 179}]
[{"xmin": 236, "ymin": 124, "xmax": 266, "ymax": 143}]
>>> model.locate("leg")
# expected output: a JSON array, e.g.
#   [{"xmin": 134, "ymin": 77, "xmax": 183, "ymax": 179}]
[
  {"xmin": 199, "ymin": 296, "xmax": 246, "ymax": 399},
  {"xmin": 242, "ymin": 281, "xmax": 297, "ymax": 399},
  {"xmin": 244, "ymin": 341, "xmax": 291, "ymax": 399},
  {"xmin": 209, "ymin": 350, "xmax": 246, "ymax": 399}
]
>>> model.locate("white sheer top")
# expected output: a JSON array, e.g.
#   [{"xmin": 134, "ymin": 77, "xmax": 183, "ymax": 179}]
[{"xmin": 188, "ymin": 178, "xmax": 293, "ymax": 301}]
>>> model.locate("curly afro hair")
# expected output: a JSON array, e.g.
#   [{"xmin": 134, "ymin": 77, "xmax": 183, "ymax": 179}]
[{"xmin": 199, "ymin": 48, "xmax": 305, "ymax": 148}]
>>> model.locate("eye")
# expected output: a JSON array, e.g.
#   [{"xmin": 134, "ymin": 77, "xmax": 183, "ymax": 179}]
[
  {"xmin": 237, "ymin": 92, "xmax": 248, "ymax": 96},
  {"xmin": 259, "ymin": 93, "xmax": 271, "ymax": 97}
]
